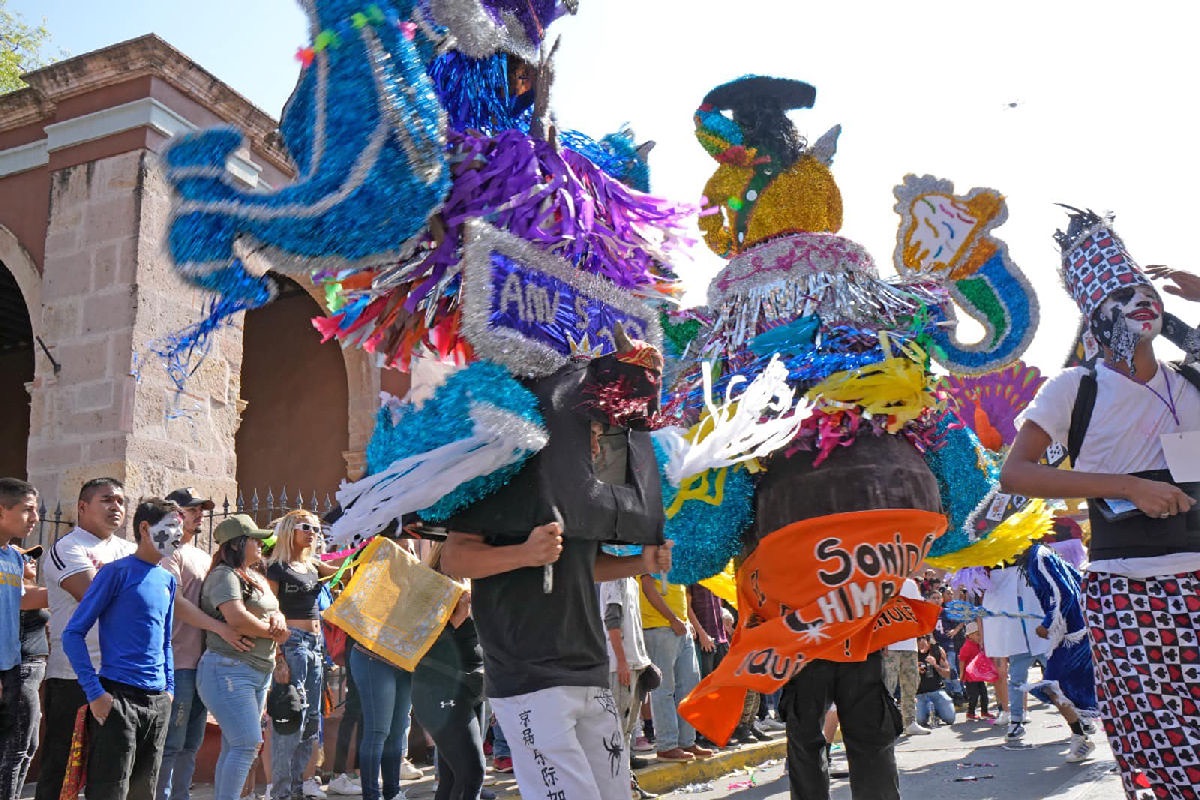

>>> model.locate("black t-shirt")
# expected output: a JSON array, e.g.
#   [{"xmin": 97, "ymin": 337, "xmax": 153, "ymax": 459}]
[
  {"xmin": 917, "ymin": 643, "xmax": 946, "ymax": 694},
  {"xmin": 20, "ymin": 608, "xmax": 50, "ymax": 660},
  {"xmin": 266, "ymin": 562, "xmax": 322, "ymax": 620},
  {"xmin": 468, "ymin": 536, "xmax": 607, "ymax": 698}
]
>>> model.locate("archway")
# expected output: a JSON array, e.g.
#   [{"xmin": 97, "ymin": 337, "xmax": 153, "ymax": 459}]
[
  {"xmin": 235, "ymin": 274, "xmax": 350, "ymax": 509},
  {"xmin": 0, "ymin": 261, "xmax": 34, "ymax": 479}
]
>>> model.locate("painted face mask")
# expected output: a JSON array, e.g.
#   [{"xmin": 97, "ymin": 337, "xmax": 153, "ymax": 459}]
[
  {"xmin": 1091, "ymin": 284, "xmax": 1163, "ymax": 371},
  {"xmin": 148, "ymin": 512, "xmax": 184, "ymax": 559}
]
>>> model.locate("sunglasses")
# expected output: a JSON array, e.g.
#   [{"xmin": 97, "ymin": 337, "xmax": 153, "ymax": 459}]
[
  {"xmin": 295, "ymin": 522, "xmax": 322, "ymax": 534},
  {"xmin": 22, "ymin": 554, "xmax": 37, "ymax": 564}
]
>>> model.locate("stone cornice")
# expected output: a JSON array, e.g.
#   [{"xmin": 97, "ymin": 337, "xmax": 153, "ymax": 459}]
[
  {"xmin": 0, "ymin": 87, "xmax": 55, "ymax": 131},
  {"xmin": 15, "ymin": 34, "xmax": 293, "ymax": 175}
]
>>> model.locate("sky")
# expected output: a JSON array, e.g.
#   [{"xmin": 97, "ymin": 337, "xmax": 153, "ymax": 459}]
[{"xmin": 13, "ymin": 0, "xmax": 1200, "ymax": 373}]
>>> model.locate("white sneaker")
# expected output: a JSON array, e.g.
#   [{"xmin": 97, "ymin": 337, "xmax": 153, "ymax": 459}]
[
  {"xmin": 303, "ymin": 778, "xmax": 328, "ymax": 799},
  {"xmin": 327, "ymin": 775, "xmax": 362, "ymax": 796},
  {"xmin": 759, "ymin": 717, "xmax": 786, "ymax": 732},
  {"xmin": 1065, "ymin": 734, "xmax": 1096, "ymax": 763},
  {"xmin": 399, "ymin": 760, "xmax": 424, "ymax": 781},
  {"xmin": 904, "ymin": 722, "xmax": 931, "ymax": 736},
  {"xmin": 995, "ymin": 711, "xmax": 1011, "ymax": 726}
]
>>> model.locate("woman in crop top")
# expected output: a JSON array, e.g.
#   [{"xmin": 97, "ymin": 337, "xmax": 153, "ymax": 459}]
[{"xmin": 265, "ymin": 510, "xmax": 339, "ymax": 800}]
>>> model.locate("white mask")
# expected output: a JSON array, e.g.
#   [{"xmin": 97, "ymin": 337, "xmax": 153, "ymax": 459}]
[
  {"xmin": 1096, "ymin": 284, "xmax": 1163, "ymax": 341},
  {"xmin": 149, "ymin": 512, "xmax": 184, "ymax": 559}
]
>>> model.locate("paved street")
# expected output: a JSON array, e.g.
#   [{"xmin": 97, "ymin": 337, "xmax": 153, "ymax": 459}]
[{"xmin": 658, "ymin": 704, "xmax": 1125, "ymax": 800}]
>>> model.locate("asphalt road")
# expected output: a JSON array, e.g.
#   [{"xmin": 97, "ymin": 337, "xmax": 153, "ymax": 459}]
[{"xmin": 659, "ymin": 704, "xmax": 1126, "ymax": 800}]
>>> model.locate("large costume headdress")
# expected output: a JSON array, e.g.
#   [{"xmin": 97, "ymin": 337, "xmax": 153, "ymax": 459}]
[{"xmin": 1055, "ymin": 206, "xmax": 1153, "ymax": 323}]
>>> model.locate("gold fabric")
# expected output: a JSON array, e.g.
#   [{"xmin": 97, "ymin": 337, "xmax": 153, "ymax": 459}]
[{"xmin": 324, "ymin": 537, "xmax": 463, "ymax": 670}]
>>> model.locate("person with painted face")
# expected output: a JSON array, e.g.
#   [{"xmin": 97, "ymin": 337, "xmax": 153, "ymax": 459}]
[
  {"xmin": 62, "ymin": 498, "xmax": 182, "ymax": 800},
  {"xmin": 1001, "ymin": 208, "xmax": 1200, "ymax": 799}
]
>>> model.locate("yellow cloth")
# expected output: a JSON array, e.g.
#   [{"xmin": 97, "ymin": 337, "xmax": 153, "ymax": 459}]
[
  {"xmin": 699, "ymin": 563, "xmax": 738, "ymax": 609},
  {"xmin": 323, "ymin": 537, "xmax": 463, "ymax": 670},
  {"xmin": 640, "ymin": 579, "xmax": 688, "ymax": 630}
]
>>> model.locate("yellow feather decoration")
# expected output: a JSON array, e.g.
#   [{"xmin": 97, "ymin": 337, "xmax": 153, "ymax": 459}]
[
  {"xmin": 925, "ymin": 498, "xmax": 1054, "ymax": 570},
  {"xmin": 806, "ymin": 336, "xmax": 940, "ymax": 432}
]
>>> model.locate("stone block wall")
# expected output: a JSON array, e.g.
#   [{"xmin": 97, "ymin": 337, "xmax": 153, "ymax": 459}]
[{"xmin": 27, "ymin": 149, "xmax": 243, "ymax": 513}]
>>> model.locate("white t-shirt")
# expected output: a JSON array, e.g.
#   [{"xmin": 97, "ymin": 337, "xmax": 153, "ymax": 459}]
[
  {"xmin": 1020, "ymin": 361, "xmax": 1200, "ymax": 474},
  {"xmin": 886, "ymin": 579, "xmax": 922, "ymax": 652},
  {"xmin": 980, "ymin": 566, "xmax": 1051, "ymax": 659},
  {"xmin": 44, "ymin": 527, "xmax": 137, "ymax": 680},
  {"xmin": 599, "ymin": 577, "xmax": 651, "ymax": 672},
  {"xmin": 1021, "ymin": 360, "xmax": 1200, "ymax": 577}
]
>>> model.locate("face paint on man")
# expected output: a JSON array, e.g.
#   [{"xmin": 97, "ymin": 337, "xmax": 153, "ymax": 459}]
[
  {"xmin": 148, "ymin": 512, "xmax": 184, "ymax": 558},
  {"xmin": 1091, "ymin": 284, "xmax": 1163, "ymax": 370}
]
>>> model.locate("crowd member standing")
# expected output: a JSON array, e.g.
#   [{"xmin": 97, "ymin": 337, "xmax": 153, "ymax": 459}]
[
  {"xmin": 0, "ymin": 479, "xmax": 47, "ymax": 800},
  {"xmin": 958, "ymin": 624, "xmax": 992, "ymax": 720},
  {"xmin": 158, "ymin": 488, "xmax": 255, "ymax": 800},
  {"xmin": 882, "ymin": 577, "xmax": 926, "ymax": 736},
  {"xmin": 639, "ymin": 577, "xmax": 712, "ymax": 762},
  {"xmin": 1000, "ymin": 215, "xmax": 1200, "ymax": 797},
  {"xmin": 599, "ymin": 572, "xmax": 652, "ymax": 771},
  {"xmin": 981, "ymin": 562, "xmax": 1051, "ymax": 741},
  {"xmin": 11, "ymin": 544, "xmax": 49, "ymax": 800},
  {"xmin": 687, "ymin": 584, "xmax": 727, "ymax": 679},
  {"xmin": 411, "ymin": 544, "xmax": 485, "ymax": 800},
  {"xmin": 266, "ymin": 511, "xmax": 337, "ymax": 800},
  {"xmin": 197, "ymin": 515, "xmax": 289, "ymax": 800},
  {"xmin": 61, "ymin": 498, "xmax": 181, "ymax": 800},
  {"xmin": 38, "ymin": 478, "xmax": 136, "ymax": 800}
]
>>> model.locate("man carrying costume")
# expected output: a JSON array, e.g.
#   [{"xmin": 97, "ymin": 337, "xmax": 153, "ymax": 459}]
[
  {"xmin": 441, "ymin": 335, "xmax": 673, "ymax": 800},
  {"xmin": 1002, "ymin": 209, "xmax": 1200, "ymax": 799}
]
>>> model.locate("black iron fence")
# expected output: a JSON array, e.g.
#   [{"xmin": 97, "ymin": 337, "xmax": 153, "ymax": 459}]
[{"xmin": 29, "ymin": 487, "xmax": 337, "ymax": 553}]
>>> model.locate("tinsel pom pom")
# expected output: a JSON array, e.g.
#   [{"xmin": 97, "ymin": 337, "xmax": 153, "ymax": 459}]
[
  {"xmin": 652, "ymin": 439, "xmax": 754, "ymax": 585},
  {"xmin": 362, "ymin": 360, "xmax": 544, "ymax": 521},
  {"xmin": 924, "ymin": 412, "xmax": 999, "ymax": 557}
]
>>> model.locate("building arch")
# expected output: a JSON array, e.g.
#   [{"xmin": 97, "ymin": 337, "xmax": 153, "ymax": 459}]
[{"xmin": 0, "ymin": 225, "xmax": 39, "ymax": 480}]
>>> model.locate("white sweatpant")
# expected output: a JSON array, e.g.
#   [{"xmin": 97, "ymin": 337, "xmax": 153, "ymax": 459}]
[{"xmin": 491, "ymin": 684, "xmax": 630, "ymax": 800}]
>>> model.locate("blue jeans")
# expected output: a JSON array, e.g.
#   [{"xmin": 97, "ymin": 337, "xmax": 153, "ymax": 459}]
[
  {"xmin": 350, "ymin": 647, "xmax": 412, "ymax": 800},
  {"xmin": 490, "ymin": 717, "xmax": 510, "ymax": 759},
  {"xmin": 272, "ymin": 630, "xmax": 324, "ymax": 800},
  {"xmin": 916, "ymin": 690, "xmax": 956, "ymax": 726},
  {"xmin": 156, "ymin": 668, "xmax": 207, "ymax": 800},
  {"xmin": 1007, "ymin": 651, "xmax": 1048, "ymax": 723},
  {"xmin": 943, "ymin": 648, "xmax": 963, "ymax": 696},
  {"xmin": 643, "ymin": 627, "xmax": 700, "ymax": 751},
  {"xmin": 196, "ymin": 652, "xmax": 270, "ymax": 800}
]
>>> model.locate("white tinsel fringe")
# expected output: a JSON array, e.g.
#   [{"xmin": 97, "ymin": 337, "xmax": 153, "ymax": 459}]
[
  {"xmin": 328, "ymin": 403, "xmax": 548, "ymax": 546},
  {"xmin": 654, "ymin": 355, "xmax": 808, "ymax": 487}
]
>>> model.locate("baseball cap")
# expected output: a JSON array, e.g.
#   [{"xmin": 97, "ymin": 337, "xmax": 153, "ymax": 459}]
[
  {"xmin": 15, "ymin": 544, "xmax": 43, "ymax": 560},
  {"xmin": 166, "ymin": 488, "xmax": 215, "ymax": 511},
  {"xmin": 267, "ymin": 681, "xmax": 303, "ymax": 735},
  {"xmin": 213, "ymin": 514, "xmax": 273, "ymax": 545}
]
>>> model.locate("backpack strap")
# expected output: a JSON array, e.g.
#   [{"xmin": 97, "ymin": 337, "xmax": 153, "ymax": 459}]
[
  {"xmin": 1169, "ymin": 360, "xmax": 1200, "ymax": 395},
  {"xmin": 1067, "ymin": 367, "xmax": 1098, "ymax": 466}
]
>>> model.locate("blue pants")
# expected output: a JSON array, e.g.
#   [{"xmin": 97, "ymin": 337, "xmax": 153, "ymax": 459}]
[
  {"xmin": 916, "ymin": 691, "xmax": 956, "ymax": 726},
  {"xmin": 196, "ymin": 652, "xmax": 270, "ymax": 800},
  {"xmin": 1007, "ymin": 651, "xmax": 1048, "ymax": 722},
  {"xmin": 155, "ymin": 668, "xmax": 207, "ymax": 800},
  {"xmin": 349, "ymin": 647, "xmax": 412, "ymax": 800},
  {"xmin": 643, "ymin": 628, "xmax": 701, "ymax": 751},
  {"xmin": 271, "ymin": 630, "xmax": 324, "ymax": 800}
]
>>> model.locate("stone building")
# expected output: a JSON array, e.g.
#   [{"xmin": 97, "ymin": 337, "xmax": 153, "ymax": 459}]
[{"xmin": 0, "ymin": 35, "xmax": 406, "ymax": 539}]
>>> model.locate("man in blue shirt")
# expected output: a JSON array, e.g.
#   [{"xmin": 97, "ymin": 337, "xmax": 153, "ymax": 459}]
[
  {"xmin": 63, "ymin": 498, "xmax": 181, "ymax": 800},
  {"xmin": 0, "ymin": 477, "xmax": 48, "ymax": 800}
]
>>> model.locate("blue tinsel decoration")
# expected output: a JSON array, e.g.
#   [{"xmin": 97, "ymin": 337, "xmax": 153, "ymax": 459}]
[
  {"xmin": 427, "ymin": 51, "xmax": 531, "ymax": 135},
  {"xmin": 364, "ymin": 361, "xmax": 544, "ymax": 521},
  {"xmin": 924, "ymin": 411, "xmax": 999, "ymax": 557},
  {"xmin": 653, "ymin": 438, "xmax": 754, "ymax": 584}
]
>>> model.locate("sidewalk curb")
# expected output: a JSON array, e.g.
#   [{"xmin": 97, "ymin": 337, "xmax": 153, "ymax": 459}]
[{"xmin": 635, "ymin": 738, "xmax": 787, "ymax": 794}]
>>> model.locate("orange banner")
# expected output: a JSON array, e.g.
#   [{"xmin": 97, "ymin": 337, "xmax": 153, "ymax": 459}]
[{"xmin": 678, "ymin": 509, "xmax": 947, "ymax": 744}]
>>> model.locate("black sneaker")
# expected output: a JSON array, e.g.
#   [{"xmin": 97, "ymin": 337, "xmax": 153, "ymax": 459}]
[
  {"xmin": 749, "ymin": 725, "xmax": 771, "ymax": 742},
  {"xmin": 630, "ymin": 755, "xmax": 650, "ymax": 770}
]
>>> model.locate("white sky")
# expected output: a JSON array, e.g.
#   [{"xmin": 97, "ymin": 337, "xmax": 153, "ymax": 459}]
[{"xmin": 17, "ymin": 0, "xmax": 1200, "ymax": 371}]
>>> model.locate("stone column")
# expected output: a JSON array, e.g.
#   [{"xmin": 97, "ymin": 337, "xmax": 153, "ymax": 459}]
[{"xmin": 27, "ymin": 149, "xmax": 243, "ymax": 512}]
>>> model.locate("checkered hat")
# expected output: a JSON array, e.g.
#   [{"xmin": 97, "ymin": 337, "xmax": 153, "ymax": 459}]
[{"xmin": 1054, "ymin": 206, "xmax": 1153, "ymax": 322}]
